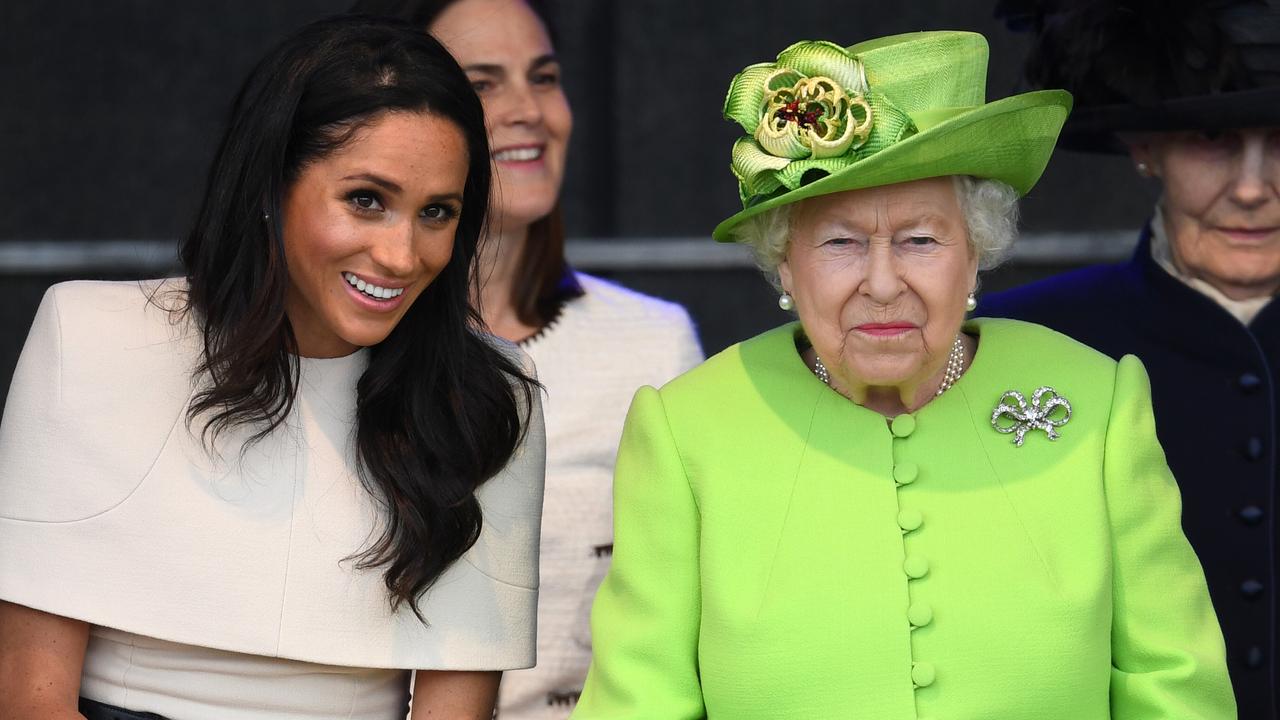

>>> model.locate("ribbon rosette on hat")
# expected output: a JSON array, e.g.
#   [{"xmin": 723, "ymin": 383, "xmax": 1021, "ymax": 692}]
[
  {"xmin": 990, "ymin": 386, "xmax": 1072, "ymax": 447},
  {"xmin": 723, "ymin": 40, "xmax": 913, "ymax": 205},
  {"xmin": 755, "ymin": 69, "xmax": 872, "ymax": 160}
]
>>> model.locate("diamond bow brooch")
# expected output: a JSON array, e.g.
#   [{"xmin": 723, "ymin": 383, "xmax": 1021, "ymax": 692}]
[{"xmin": 990, "ymin": 386, "xmax": 1072, "ymax": 447}]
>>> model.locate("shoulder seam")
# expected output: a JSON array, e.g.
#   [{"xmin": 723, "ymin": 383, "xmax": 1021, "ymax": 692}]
[{"xmin": 650, "ymin": 387, "xmax": 701, "ymax": 518}]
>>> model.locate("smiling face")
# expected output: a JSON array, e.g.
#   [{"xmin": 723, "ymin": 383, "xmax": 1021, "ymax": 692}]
[
  {"xmin": 778, "ymin": 176, "xmax": 978, "ymax": 401},
  {"xmin": 430, "ymin": 0, "xmax": 572, "ymax": 229},
  {"xmin": 282, "ymin": 110, "xmax": 469, "ymax": 358},
  {"xmin": 1131, "ymin": 128, "xmax": 1280, "ymax": 300}
]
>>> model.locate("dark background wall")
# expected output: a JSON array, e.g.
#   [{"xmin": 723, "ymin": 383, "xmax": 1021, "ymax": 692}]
[{"xmin": 0, "ymin": 1, "xmax": 1157, "ymax": 409}]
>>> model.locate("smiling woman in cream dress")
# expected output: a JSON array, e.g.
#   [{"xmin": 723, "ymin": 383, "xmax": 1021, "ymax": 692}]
[{"xmin": 0, "ymin": 16, "xmax": 543, "ymax": 720}]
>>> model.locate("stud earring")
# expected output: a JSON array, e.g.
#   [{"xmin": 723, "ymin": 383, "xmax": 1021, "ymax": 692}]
[
  {"xmin": 778, "ymin": 292, "xmax": 795, "ymax": 311},
  {"xmin": 262, "ymin": 211, "xmax": 272, "ymax": 222},
  {"xmin": 966, "ymin": 292, "xmax": 978, "ymax": 312},
  {"xmin": 1135, "ymin": 161, "xmax": 1150, "ymax": 177}
]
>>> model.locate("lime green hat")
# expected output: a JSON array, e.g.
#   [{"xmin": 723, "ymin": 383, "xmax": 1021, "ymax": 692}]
[{"xmin": 713, "ymin": 31, "xmax": 1072, "ymax": 242}]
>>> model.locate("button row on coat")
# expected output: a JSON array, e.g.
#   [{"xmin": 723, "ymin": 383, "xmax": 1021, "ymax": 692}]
[{"xmin": 891, "ymin": 414, "xmax": 936, "ymax": 689}]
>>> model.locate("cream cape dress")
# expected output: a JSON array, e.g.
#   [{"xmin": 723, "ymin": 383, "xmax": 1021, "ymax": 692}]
[{"xmin": 0, "ymin": 280, "xmax": 546, "ymax": 719}]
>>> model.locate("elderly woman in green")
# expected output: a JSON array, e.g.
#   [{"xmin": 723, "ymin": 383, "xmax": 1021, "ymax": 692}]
[{"xmin": 571, "ymin": 31, "xmax": 1235, "ymax": 719}]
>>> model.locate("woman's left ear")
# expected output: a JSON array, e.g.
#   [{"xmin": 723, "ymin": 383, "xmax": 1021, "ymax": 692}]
[{"xmin": 1124, "ymin": 136, "xmax": 1160, "ymax": 178}]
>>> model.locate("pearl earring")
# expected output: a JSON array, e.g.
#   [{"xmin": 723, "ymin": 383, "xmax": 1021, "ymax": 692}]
[
  {"xmin": 966, "ymin": 292, "xmax": 978, "ymax": 312},
  {"xmin": 778, "ymin": 293, "xmax": 795, "ymax": 311},
  {"xmin": 1136, "ymin": 161, "xmax": 1150, "ymax": 177}
]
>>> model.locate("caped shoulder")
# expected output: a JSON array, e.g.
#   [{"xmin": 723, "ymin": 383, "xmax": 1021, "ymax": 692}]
[
  {"xmin": 40, "ymin": 278, "xmax": 196, "ymax": 355},
  {"xmin": 0, "ymin": 279, "xmax": 198, "ymax": 523}
]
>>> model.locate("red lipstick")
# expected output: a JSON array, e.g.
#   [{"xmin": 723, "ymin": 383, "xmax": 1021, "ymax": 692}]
[{"xmin": 855, "ymin": 322, "xmax": 917, "ymax": 337}]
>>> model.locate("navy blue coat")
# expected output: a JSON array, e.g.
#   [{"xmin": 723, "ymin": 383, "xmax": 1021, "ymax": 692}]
[{"xmin": 980, "ymin": 227, "xmax": 1280, "ymax": 719}]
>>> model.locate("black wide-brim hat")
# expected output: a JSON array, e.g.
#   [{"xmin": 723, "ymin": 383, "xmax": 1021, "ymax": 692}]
[{"xmin": 997, "ymin": 0, "xmax": 1280, "ymax": 153}]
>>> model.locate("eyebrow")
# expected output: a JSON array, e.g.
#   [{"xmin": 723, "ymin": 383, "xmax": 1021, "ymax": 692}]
[
  {"xmin": 904, "ymin": 214, "xmax": 953, "ymax": 229},
  {"xmin": 807, "ymin": 212, "xmax": 955, "ymax": 235},
  {"xmin": 342, "ymin": 174, "xmax": 464, "ymax": 205},
  {"xmin": 462, "ymin": 54, "xmax": 559, "ymax": 77},
  {"xmin": 342, "ymin": 173, "xmax": 403, "ymax": 194}
]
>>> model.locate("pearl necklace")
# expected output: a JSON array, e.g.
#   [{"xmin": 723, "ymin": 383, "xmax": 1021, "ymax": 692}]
[{"xmin": 812, "ymin": 334, "xmax": 967, "ymax": 397}]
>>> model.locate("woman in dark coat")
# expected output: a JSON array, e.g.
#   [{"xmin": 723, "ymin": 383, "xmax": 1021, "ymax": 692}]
[{"xmin": 979, "ymin": 2, "xmax": 1280, "ymax": 716}]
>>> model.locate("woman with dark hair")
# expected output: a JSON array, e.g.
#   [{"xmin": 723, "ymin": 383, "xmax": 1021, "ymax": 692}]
[
  {"xmin": 347, "ymin": 1, "xmax": 703, "ymax": 717},
  {"xmin": 0, "ymin": 15, "xmax": 543, "ymax": 720}
]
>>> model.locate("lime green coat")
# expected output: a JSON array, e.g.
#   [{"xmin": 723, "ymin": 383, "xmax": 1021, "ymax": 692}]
[{"xmin": 573, "ymin": 319, "xmax": 1234, "ymax": 719}]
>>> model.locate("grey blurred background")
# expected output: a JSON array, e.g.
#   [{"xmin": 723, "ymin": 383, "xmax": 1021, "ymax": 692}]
[{"xmin": 0, "ymin": 1, "xmax": 1156, "ymax": 411}]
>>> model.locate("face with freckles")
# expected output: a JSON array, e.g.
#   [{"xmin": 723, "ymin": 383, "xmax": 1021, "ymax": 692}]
[
  {"xmin": 778, "ymin": 176, "xmax": 977, "ymax": 399},
  {"xmin": 1130, "ymin": 128, "xmax": 1280, "ymax": 300},
  {"xmin": 282, "ymin": 110, "xmax": 469, "ymax": 358},
  {"xmin": 431, "ymin": 0, "xmax": 572, "ymax": 228}
]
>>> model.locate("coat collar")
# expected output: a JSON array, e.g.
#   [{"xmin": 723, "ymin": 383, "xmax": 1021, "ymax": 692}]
[
  {"xmin": 746, "ymin": 318, "xmax": 1020, "ymax": 440},
  {"xmin": 1120, "ymin": 225, "xmax": 1280, "ymax": 363}
]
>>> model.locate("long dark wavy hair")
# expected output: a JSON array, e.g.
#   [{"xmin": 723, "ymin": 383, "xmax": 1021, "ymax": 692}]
[
  {"xmin": 178, "ymin": 15, "xmax": 536, "ymax": 618},
  {"xmin": 347, "ymin": 0, "xmax": 582, "ymax": 329}
]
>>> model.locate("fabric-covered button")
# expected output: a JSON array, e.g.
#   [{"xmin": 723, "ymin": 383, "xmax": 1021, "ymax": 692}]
[
  {"xmin": 908, "ymin": 602, "xmax": 933, "ymax": 627},
  {"xmin": 894, "ymin": 463, "xmax": 919, "ymax": 486},
  {"xmin": 891, "ymin": 414, "xmax": 917, "ymax": 438},
  {"xmin": 1247, "ymin": 646, "xmax": 1266, "ymax": 669},
  {"xmin": 903, "ymin": 556, "xmax": 930, "ymax": 579},
  {"xmin": 1244, "ymin": 437, "xmax": 1264, "ymax": 462},
  {"xmin": 898, "ymin": 509, "xmax": 924, "ymax": 532},
  {"xmin": 1242, "ymin": 579, "xmax": 1265, "ymax": 599},
  {"xmin": 912, "ymin": 661, "xmax": 936, "ymax": 687},
  {"xmin": 1239, "ymin": 505, "xmax": 1265, "ymax": 525}
]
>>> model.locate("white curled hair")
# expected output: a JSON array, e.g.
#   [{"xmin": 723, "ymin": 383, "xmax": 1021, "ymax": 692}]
[{"xmin": 733, "ymin": 175, "xmax": 1020, "ymax": 289}]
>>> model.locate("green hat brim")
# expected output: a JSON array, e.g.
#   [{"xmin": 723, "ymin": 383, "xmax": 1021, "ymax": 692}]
[{"xmin": 712, "ymin": 89, "xmax": 1072, "ymax": 242}]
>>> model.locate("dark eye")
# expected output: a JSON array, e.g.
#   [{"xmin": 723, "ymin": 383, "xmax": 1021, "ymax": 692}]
[
  {"xmin": 1190, "ymin": 129, "xmax": 1240, "ymax": 151},
  {"xmin": 470, "ymin": 78, "xmax": 494, "ymax": 94},
  {"xmin": 907, "ymin": 235, "xmax": 937, "ymax": 246},
  {"xmin": 349, "ymin": 191, "xmax": 384, "ymax": 212},
  {"xmin": 422, "ymin": 204, "xmax": 459, "ymax": 222},
  {"xmin": 825, "ymin": 237, "xmax": 854, "ymax": 246},
  {"xmin": 532, "ymin": 70, "xmax": 561, "ymax": 87}
]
